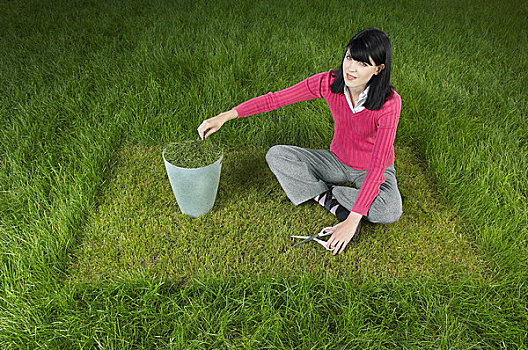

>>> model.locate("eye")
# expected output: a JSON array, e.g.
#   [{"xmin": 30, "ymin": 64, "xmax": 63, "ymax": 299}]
[{"xmin": 345, "ymin": 55, "xmax": 352, "ymax": 60}]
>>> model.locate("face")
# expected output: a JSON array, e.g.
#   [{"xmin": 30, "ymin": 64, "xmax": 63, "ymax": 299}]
[{"xmin": 342, "ymin": 50, "xmax": 384, "ymax": 92}]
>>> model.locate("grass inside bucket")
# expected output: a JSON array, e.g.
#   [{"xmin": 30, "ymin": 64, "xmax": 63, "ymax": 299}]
[{"xmin": 163, "ymin": 139, "xmax": 223, "ymax": 168}]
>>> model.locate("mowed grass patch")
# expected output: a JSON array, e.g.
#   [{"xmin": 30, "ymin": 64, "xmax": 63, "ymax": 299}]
[{"xmin": 69, "ymin": 142, "xmax": 488, "ymax": 283}]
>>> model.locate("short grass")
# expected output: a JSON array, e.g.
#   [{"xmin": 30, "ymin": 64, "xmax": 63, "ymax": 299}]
[
  {"xmin": 1, "ymin": 0, "xmax": 527, "ymax": 347},
  {"xmin": 70, "ymin": 142, "xmax": 487, "ymax": 283}
]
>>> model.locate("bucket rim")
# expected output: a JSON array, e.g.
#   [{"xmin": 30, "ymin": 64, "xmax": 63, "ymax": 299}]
[{"xmin": 162, "ymin": 150, "xmax": 223, "ymax": 170}]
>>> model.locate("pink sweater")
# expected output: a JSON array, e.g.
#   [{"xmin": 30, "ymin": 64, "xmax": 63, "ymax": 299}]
[{"xmin": 233, "ymin": 70, "xmax": 401, "ymax": 216}]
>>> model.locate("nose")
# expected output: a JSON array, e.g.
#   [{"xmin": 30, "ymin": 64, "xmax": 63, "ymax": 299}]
[{"xmin": 346, "ymin": 60, "xmax": 358, "ymax": 72}]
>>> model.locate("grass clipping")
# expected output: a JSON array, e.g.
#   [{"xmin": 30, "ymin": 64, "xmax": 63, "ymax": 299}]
[{"xmin": 163, "ymin": 140, "xmax": 223, "ymax": 168}]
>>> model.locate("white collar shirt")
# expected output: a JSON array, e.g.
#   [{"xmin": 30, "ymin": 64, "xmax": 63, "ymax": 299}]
[{"xmin": 344, "ymin": 85, "xmax": 370, "ymax": 113}]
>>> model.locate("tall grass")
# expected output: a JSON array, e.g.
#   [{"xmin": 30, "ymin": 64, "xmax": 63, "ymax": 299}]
[
  {"xmin": 6, "ymin": 277, "xmax": 525, "ymax": 348},
  {"xmin": 1, "ymin": 0, "xmax": 527, "ymax": 347}
]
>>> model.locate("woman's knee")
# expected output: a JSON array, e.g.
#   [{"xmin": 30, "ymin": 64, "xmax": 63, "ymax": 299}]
[
  {"xmin": 367, "ymin": 205, "xmax": 402, "ymax": 224},
  {"xmin": 266, "ymin": 145, "xmax": 294, "ymax": 165},
  {"xmin": 386, "ymin": 207, "xmax": 403, "ymax": 224}
]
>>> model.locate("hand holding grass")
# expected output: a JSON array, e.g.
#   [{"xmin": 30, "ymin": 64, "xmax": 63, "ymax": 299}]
[
  {"xmin": 198, "ymin": 109, "xmax": 238, "ymax": 140},
  {"xmin": 325, "ymin": 211, "xmax": 363, "ymax": 255}
]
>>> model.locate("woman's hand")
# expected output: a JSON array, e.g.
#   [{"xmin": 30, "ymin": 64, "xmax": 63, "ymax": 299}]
[
  {"xmin": 325, "ymin": 211, "xmax": 363, "ymax": 255},
  {"xmin": 197, "ymin": 109, "xmax": 238, "ymax": 140}
]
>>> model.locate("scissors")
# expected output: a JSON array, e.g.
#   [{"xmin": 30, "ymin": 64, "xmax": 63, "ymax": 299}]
[{"xmin": 291, "ymin": 227, "xmax": 335, "ymax": 252}]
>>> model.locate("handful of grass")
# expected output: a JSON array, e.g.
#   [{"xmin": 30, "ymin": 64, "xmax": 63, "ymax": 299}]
[{"xmin": 163, "ymin": 139, "xmax": 223, "ymax": 168}]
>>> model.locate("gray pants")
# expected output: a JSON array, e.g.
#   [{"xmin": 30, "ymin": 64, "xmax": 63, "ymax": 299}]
[{"xmin": 265, "ymin": 145, "xmax": 402, "ymax": 224}]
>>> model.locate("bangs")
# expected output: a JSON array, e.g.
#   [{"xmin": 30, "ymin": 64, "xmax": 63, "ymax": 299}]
[{"xmin": 347, "ymin": 39, "xmax": 372, "ymax": 65}]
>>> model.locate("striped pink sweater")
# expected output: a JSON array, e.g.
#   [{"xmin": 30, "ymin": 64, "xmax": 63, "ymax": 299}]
[{"xmin": 233, "ymin": 70, "xmax": 401, "ymax": 216}]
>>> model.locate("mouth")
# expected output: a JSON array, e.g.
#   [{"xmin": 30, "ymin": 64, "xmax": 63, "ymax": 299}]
[{"xmin": 346, "ymin": 73, "xmax": 357, "ymax": 81}]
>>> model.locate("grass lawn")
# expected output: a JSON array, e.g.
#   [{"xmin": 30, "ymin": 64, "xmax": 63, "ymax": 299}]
[
  {"xmin": 70, "ymin": 142, "xmax": 487, "ymax": 283},
  {"xmin": 1, "ymin": 0, "xmax": 527, "ymax": 348}
]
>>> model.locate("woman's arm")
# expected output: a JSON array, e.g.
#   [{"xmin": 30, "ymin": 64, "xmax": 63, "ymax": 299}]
[
  {"xmin": 198, "ymin": 72, "xmax": 329, "ymax": 139},
  {"xmin": 197, "ymin": 109, "xmax": 238, "ymax": 140},
  {"xmin": 323, "ymin": 105, "xmax": 400, "ymax": 255},
  {"xmin": 232, "ymin": 71, "xmax": 328, "ymax": 119},
  {"xmin": 351, "ymin": 96, "xmax": 401, "ymax": 216}
]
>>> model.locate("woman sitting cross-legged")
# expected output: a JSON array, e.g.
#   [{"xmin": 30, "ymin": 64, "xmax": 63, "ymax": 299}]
[{"xmin": 197, "ymin": 28, "xmax": 403, "ymax": 255}]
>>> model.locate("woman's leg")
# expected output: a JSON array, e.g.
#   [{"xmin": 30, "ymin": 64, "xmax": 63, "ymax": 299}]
[
  {"xmin": 331, "ymin": 164, "xmax": 403, "ymax": 224},
  {"xmin": 266, "ymin": 145, "xmax": 402, "ymax": 224},
  {"xmin": 265, "ymin": 145, "xmax": 350, "ymax": 206}
]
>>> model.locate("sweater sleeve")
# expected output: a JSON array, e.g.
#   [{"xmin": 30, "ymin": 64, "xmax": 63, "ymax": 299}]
[
  {"xmin": 351, "ymin": 96, "xmax": 401, "ymax": 216},
  {"xmin": 232, "ymin": 72, "xmax": 328, "ymax": 118}
]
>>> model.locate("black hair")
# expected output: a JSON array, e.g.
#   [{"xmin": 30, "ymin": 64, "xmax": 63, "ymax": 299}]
[{"xmin": 329, "ymin": 28, "xmax": 394, "ymax": 110}]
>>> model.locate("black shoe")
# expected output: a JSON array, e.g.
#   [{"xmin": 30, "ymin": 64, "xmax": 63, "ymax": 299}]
[
  {"xmin": 319, "ymin": 188, "xmax": 350, "ymax": 222},
  {"xmin": 335, "ymin": 206, "xmax": 351, "ymax": 222}
]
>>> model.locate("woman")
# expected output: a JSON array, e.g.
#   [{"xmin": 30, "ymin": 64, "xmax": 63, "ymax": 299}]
[{"xmin": 197, "ymin": 28, "xmax": 402, "ymax": 255}]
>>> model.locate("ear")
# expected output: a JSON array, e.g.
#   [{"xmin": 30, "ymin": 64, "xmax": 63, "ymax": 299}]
[{"xmin": 376, "ymin": 64, "xmax": 386, "ymax": 74}]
